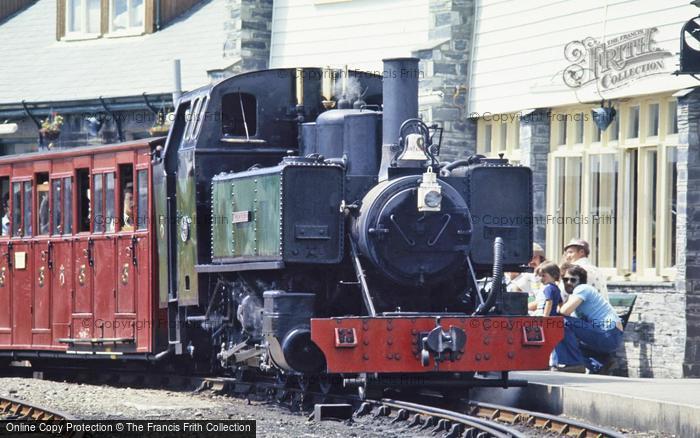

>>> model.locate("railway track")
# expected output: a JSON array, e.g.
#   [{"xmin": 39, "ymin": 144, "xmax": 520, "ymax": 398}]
[
  {"xmin": 468, "ymin": 401, "xmax": 626, "ymax": 438},
  {"xmin": 3, "ymin": 366, "xmax": 627, "ymax": 437},
  {"xmin": 0, "ymin": 394, "xmax": 74, "ymax": 421},
  {"xmin": 198, "ymin": 376, "xmax": 627, "ymax": 437}
]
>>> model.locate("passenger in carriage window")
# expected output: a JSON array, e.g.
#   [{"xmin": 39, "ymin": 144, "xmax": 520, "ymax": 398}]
[
  {"xmin": 122, "ymin": 182, "xmax": 134, "ymax": 232},
  {"xmin": 1, "ymin": 195, "xmax": 9, "ymax": 236},
  {"xmin": 38, "ymin": 182, "xmax": 50, "ymax": 235}
]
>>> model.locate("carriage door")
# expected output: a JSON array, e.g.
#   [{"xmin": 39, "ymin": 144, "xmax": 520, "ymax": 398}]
[
  {"xmin": 115, "ymin": 164, "xmax": 136, "ymax": 342},
  {"xmin": 73, "ymin": 169, "xmax": 94, "ymax": 338},
  {"xmin": 11, "ymin": 180, "xmax": 32, "ymax": 346},
  {"xmin": 50, "ymin": 176, "xmax": 74, "ymax": 346},
  {"xmin": 92, "ymin": 171, "xmax": 117, "ymax": 340},
  {"xmin": 32, "ymin": 173, "xmax": 51, "ymax": 347},
  {"xmin": 0, "ymin": 176, "xmax": 11, "ymax": 346}
]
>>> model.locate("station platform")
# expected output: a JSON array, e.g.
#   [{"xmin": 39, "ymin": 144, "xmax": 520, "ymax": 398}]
[{"xmin": 471, "ymin": 371, "xmax": 700, "ymax": 436}]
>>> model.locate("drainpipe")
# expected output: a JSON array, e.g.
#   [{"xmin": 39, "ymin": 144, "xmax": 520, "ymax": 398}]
[{"xmin": 173, "ymin": 59, "xmax": 182, "ymax": 104}]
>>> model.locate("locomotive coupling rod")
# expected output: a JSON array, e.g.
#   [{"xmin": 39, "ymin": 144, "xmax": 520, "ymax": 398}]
[{"xmin": 349, "ymin": 239, "xmax": 377, "ymax": 317}]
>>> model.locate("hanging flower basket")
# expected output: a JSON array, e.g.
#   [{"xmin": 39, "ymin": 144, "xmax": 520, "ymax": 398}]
[
  {"xmin": 40, "ymin": 128, "xmax": 61, "ymax": 141},
  {"xmin": 148, "ymin": 125, "xmax": 170, "ymax": 137},
  {"xmin": 149, "ymin": 110, "xmax": 171, "ymax": 137},
  {"xmin": 40, "ymin": 113, "xmax": 64, "ymax": 142}
]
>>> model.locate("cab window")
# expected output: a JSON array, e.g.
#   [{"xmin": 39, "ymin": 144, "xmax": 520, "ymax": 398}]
[{"xmin": 222, "ymin": 92, "xmax": 257, "ymax": 137}]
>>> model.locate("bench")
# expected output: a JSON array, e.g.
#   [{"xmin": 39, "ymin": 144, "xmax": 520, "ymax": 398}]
[
  {"xmin": 525, "ymin": 292, "xmax": 637, "ymax": 329},
  {"xmin": 608, "ymin": 292, "xmax": 637, "ymax": 329}
]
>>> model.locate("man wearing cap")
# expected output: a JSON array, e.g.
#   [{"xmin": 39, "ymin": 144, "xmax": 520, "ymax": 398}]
[
  {"xmin": 506, "ymin": 243, "xmax": 546, "ymax": 294},
  {"xmin": 563, "ymin": 238, "xmax": 609, "ymax": 302}
]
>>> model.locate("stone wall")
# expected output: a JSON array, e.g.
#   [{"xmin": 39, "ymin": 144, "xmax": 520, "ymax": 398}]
[
  {"xmin": 677, "ymin": 88, "xmax": 700, "ymax": 377},
  {"xmin": 610, "ymin": 283, "xmax": 686, "ymax": 378},
  {"xmin": 221, "ymin": 0, "xmax": 273, "ymax": 77},
  {"xmin": 414, "ymin": 0, "xmax": 476, "ymax": 160},
  {"xmin": 519, "ymin": 110, "xmax": 550, "ymax": 246}
]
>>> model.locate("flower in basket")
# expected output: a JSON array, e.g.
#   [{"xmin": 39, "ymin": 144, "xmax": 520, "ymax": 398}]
[
  {"xmin": 40, "ymin": 113, "xmax": 64, "ymax": 141},
  {"xmin": 148, "ymin": 110, "xmax": 171, "ymax": 137}
]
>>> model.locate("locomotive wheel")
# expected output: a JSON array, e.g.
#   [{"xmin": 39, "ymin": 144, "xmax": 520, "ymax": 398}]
[
  {"xmin": 358, "ymin": 382, "xmax": 384, "ymax": 401},
  {"xmin": 318, "ymin": 375, "xmax": 333, "ymax": 395},
  {"xmin": 297, "ymin": 375, "xmax": 311, "ymax": 392}
]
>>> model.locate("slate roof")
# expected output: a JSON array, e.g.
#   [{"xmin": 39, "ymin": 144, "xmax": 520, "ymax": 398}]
[{"xmin": 0, "ymin": 0, "xmax": 230, "ymax": 105}]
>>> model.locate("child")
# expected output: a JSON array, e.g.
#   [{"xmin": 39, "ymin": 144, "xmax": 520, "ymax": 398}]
[
  {"xmin": 529, "ymin": 261, "xmax": 563, "ymax": 369},
  {"xmin": 528, "ymin": 261, "xmax": 562, "ymax": 317}
]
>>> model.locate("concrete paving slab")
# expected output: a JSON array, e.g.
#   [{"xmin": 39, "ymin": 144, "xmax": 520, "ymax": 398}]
[{"xmin": 471, "ymin": 371, "xmax": 700, "ymax": 436}]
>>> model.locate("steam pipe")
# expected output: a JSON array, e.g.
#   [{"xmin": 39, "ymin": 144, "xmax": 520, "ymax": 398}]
[{"xmin": 379, "ymin": 57, "xmax": 420, "ymax": 180}]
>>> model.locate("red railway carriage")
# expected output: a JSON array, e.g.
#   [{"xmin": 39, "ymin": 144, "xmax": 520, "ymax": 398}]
[{"xmin": 0, "ymin": 139, "xmax": 164, "ymax": 359}]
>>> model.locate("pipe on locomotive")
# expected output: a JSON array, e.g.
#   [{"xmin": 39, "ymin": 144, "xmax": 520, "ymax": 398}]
[{"xmin": 379, "ymin": 57, "xmax": 421, "ymax": 180}]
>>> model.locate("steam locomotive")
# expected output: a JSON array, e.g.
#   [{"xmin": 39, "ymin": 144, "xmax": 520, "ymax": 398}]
[{"xmin": 0, "ymin": 58, "xmax": 562, "ymax": 396}]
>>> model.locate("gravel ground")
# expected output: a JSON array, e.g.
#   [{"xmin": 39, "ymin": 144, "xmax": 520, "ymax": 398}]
[{"xmin": 0, "ymin": 377, "xmax": 410, "ymax": 437}]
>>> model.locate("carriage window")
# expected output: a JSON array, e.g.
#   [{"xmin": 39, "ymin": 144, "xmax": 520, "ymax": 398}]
[
  {"xmin": 93, "ymin": 174, "xmax": 103, "ymax": 233},
  {"xmin": 119, "ymin": 164, "xmax": 134, "ymax": 231},
  {"xmin": 136, "ymin": 169, "xmax": 148, "ymax": 230},
  {"xmin": 105, "ymin": 173, "xmax": 116, "ymax": 233},
  {"xmin": 0, "ymin": 177, "xmax": 8, "ymax": 237},
  {"xmin": 77, "ymin": 169, "xmax": 90, "ymax": 232},
  {"xmin": 37, "ymin": 173, "xmax": 50, "ymax": 236},
  {"xmin": 52, "ymin": 180, "xmax": 62, "ymax": 235},
  {"xmin": 11, "ymin": 182, "xmax": 20, "ymax": 237},
  {"xmin": 222, "ymin": 93, "xmax": 257, "ymax": 137},
  {"xmin": 64, "ymin": 177, "xmax": 73, "ymax": 234},
  {"xmin": 23, "ymin": 182, "xmax": 32, "ymax": 237}
]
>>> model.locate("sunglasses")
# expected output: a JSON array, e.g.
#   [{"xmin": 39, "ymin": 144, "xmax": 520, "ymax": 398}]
[{"xmin": 562, "ymin": 276, "xmax": 580, "ymax": 283}]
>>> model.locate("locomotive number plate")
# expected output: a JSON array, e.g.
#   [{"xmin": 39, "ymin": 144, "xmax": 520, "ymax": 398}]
[
  {"xmin": 522, "ymin": 326, "xmax": 545, "ymax": 345},
  {"xmin": 334, "ymin": 328, "xmax": 357, "ymax": 347},
  {"xmin": 232, "ymin": 211, "xmax": 251, "ymax": 224}
]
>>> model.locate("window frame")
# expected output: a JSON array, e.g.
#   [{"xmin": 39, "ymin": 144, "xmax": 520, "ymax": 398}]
[
  {"xmin": 546, "ymin": 94, "xmax": 679, "ymax": 282},
  {"xmin": 64, "ymin": 0, "xmax": 102, "ymax": 40},
  {"xmin": 108, "ymin": 0, "xmax": 146, "ymax": 37},
  {"xmin": 476, "ymin": 114, "xmax": 521, "ymax": 162}
]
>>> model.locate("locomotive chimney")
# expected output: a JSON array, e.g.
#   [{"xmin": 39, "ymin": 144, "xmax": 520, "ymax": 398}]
[{"xmin": 379, "ymin": 57, "xmax": 420, "ymax": 180}]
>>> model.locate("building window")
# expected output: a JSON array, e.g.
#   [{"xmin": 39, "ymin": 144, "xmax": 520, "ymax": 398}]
[
  {"xmin": 499, "ymin": 123, "xmax": 507, "ymax": 150},
  {"xmin": 476, "ymin": 115, "xmax": 521, "ymax": 162},
  {"xmin": 648, "ymin": 103, "xmax": 659, "ymax": 137},
  {"xmin": 547, "ymin": 94, "xmax": 678, "ymax": 280},
  {"xmin": 66, "ymin": 0, "xmax": 101, "ymax": 36},
  {"xmin": 556, "ymin": 116, "xmax": 567, "ymax": 146},
  {"xmin": 574, "ymin": 113, "xmax": 584, "ymax": 144},
  {"xmin": 110, "ymin": 0, "xmax": 145, "ymax": 34},
  {"xmin": 483, "ymin": 124, "xmax": 492, "ymax": 154},
  {"xmin": 667, "ymin": 101, "xmax": 678, "ymax": 134},
  {"xmin": 608, "ymin": 114, "xmax": 619, "ymax": 142},
  {"xmin": 627, "ymin": 105, "xmax": 640, "ymax": 139}
]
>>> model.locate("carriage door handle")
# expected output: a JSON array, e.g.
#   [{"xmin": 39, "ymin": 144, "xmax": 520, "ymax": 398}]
[
  {"xmin": 4, "ymin": 242, "xmax": 12, "ymax": 268},
  {"xmin": 84, "ymin": 238, "xmax": 94, "ymax": 267},
  {"xmin": 41, "ymin": 242, "xmax": 53, "ymax": 270}
]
